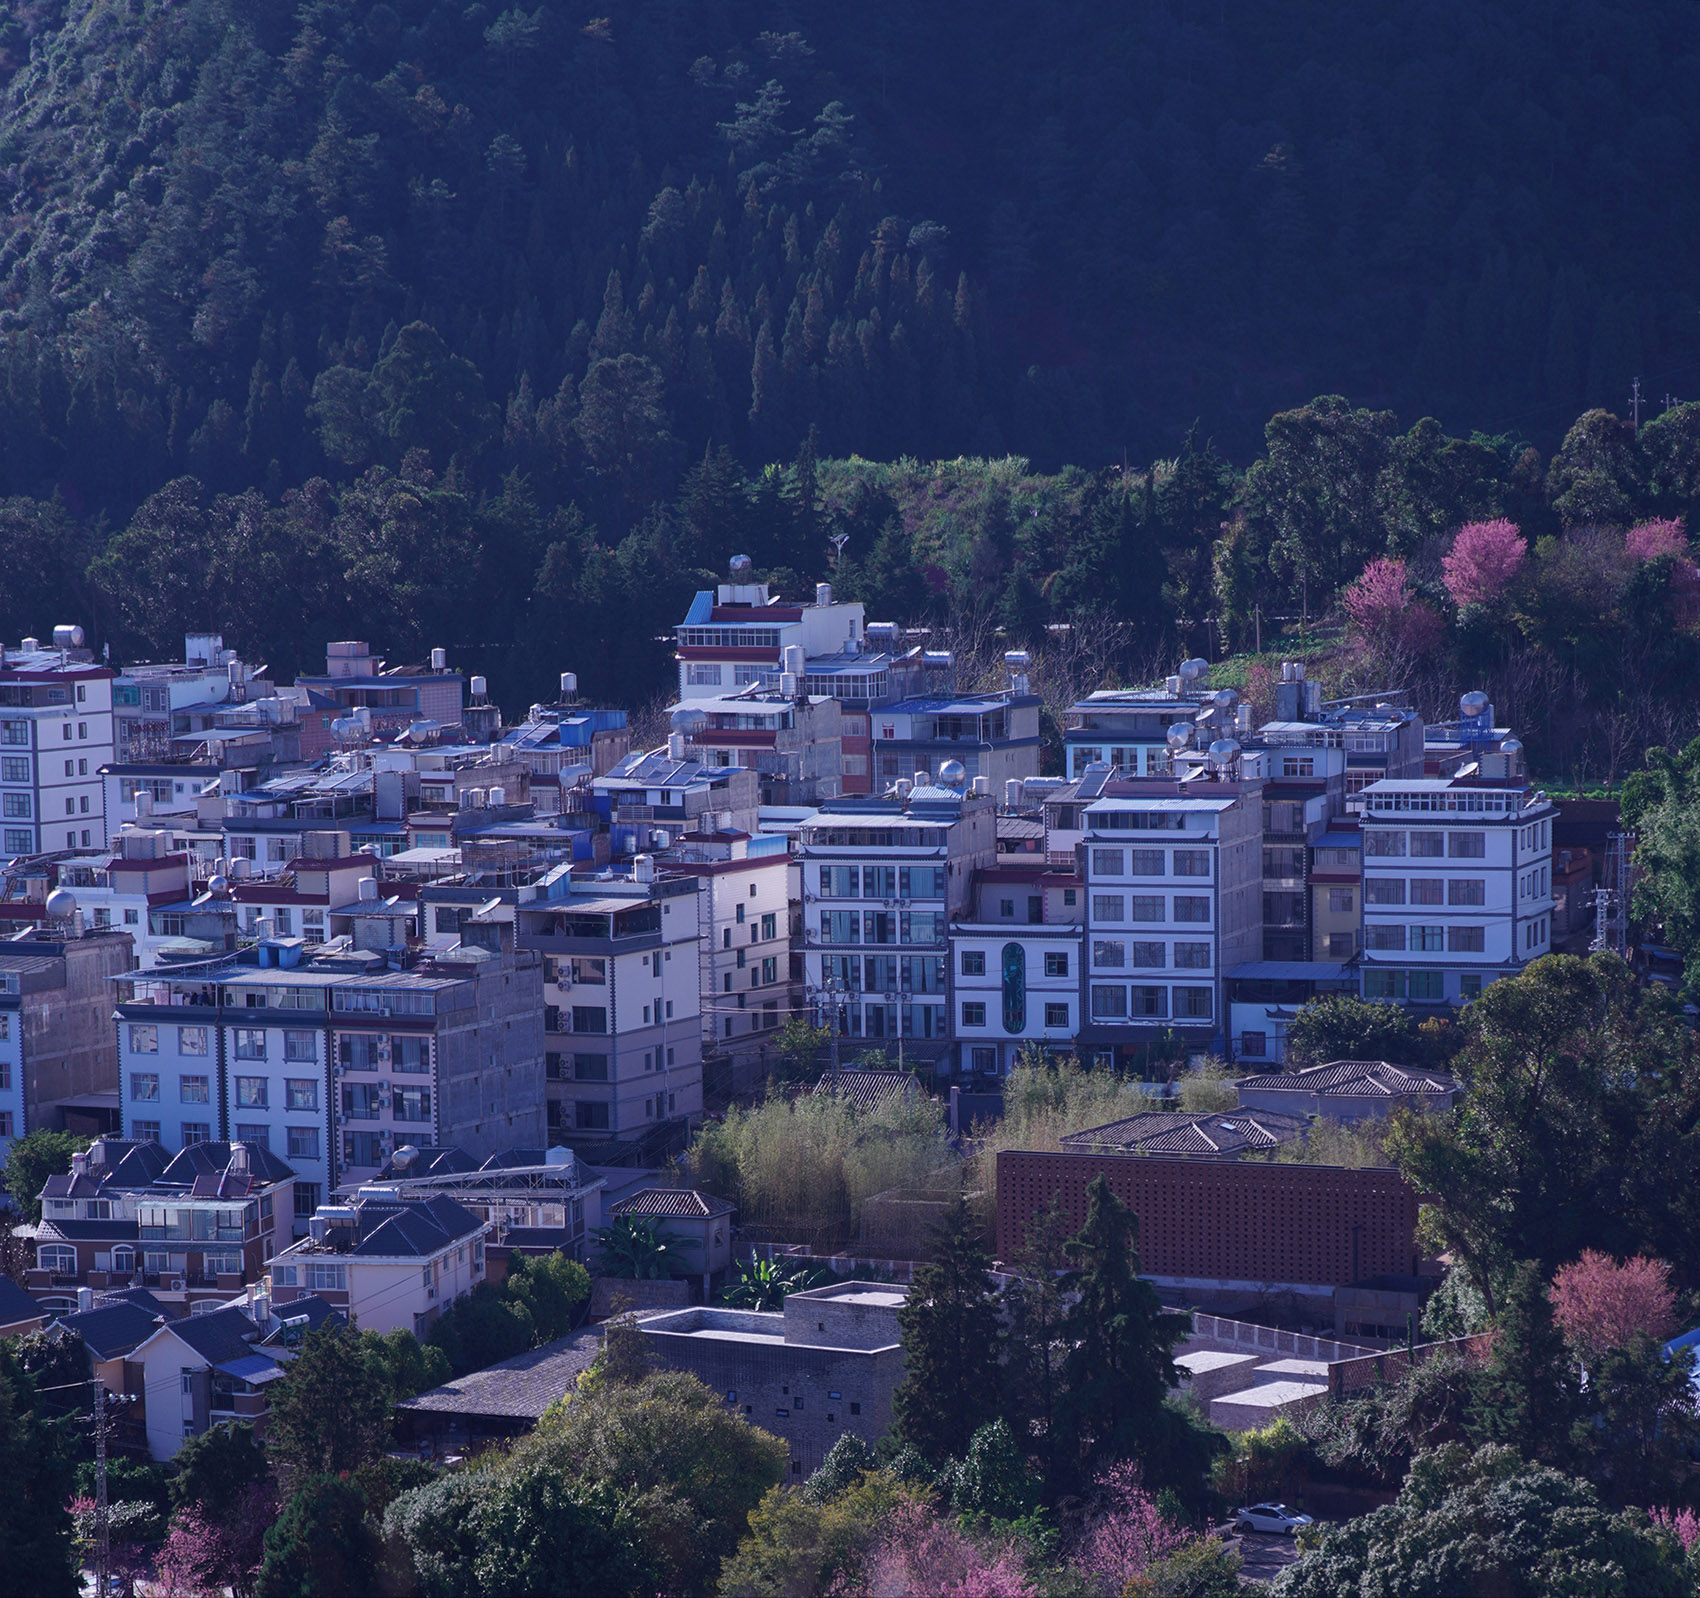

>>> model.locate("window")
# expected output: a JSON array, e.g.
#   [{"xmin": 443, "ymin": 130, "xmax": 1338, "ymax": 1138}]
[
  {"xmin": 1365, "ymin": 831, "xmax": 1407, "ymax": 857},
  {"xmin": 130, "ymin": 1073, "xmax": 159, "ymax": 1102},
  {"xmin": 285, "ymin": 1079, "xmax": 318, "ymax": 1111},
  {"xmin": 3, "ymin": 830, "xmax": 29, "ymax": 852},
  {"xmin": 961, "ymin": 1001, "xmax": 987, "ymax": 1027},
  {"xmin": 131, "ymin": 1121, "xmax": 160, "ymax": 1143},
  {"xmin": 761, "ymin": 912, "xmax": 777, "ymax": 940},
  {"xmin": 434, "ymin": 906, "xmax": 463, "ymax": 934},
  {"xmin": 235, "ymin": 1076, "xmax": 268, "ymax": 1108},
  {"xmin": 1410, "ymin": 878, "xmax": 1444, "ymax": 905},
  {"xmin": 178, "ymin": 1025, "xmax": 208, "ymax": 1056},
  {"xmin": 37, "ymin": 1244, "xmax": 76, "ymax": 1275},
  {"xmin": 1091, "ymin": 847, "xmax": 1125, "ymax": 875},
  {"xmin": 1091, "ymin": 895, "xmax": 1124, "ymax": 921},
  {"xmin": 1459, "ymin": 973, "xmax": 1483, "ymax": 1000},
  {"xmin": 0, "ymin": 756, "xmax": 25, "ymax": 782},
  {"xmin": 1063, "ymin": 888, "xmax": 1076, "ymax": 906},
  {"xmin": 1130, "ymin": 896, "xmax": 1165, "ymax": 922},
  {"xmin": 0, "ymin": 722, "xmax": 24, "ymax": 745},
  {"xmin": 685, "ymin": 663, "xmax": 723, "ymax": 686},
  {"xmin": 1173, "ymin": 849, "xmax": 1210, "ymax": 877},
  {"xmin": 1173, "ymin": 942, "xmax": 1211, "ymax": 968},
  {"xmin": 1044, "ymin": 1002, "xmax": 1069, "ymax": 1027},
  {"xmin": 1448, "ymin": 831, "xmax": 1486, "ymax": 858},
  {"xmin": 1, "ymin": 793, "xmax": 27, "ymax": 818},
  {"xmin": 1410, "ymin": 925, "xmax": 1445, "ymax": 952},
  {"xmin": 1448, "ymin": 925, "xmax": 1486, "ymax": 952},
  {"xmin": 1044, "ymin": 951, "xmax": 1069, "ymax": 977},
  {"xmin": 233, "ymin": 1029, "xmax": 266, "ymax": 1060},
  {"xmin": 1173, "ymin": 986, "xmax": 1212, "ymax": 1019},
  {"xmin": 394, "ymin": 1087, "xmax": 431, "ymax": 1123},
  {"xmin": 575, "ymin": 1102, "xmax": 611, "ymax": 1131},
  {"xmin": 294, "ymin": 1183, "xmax": 322, "ymax": 1218},
  {"xmin": 999, "ymin": 899, "xmax": 1015, "ymax": 917},
  {"xmin": 1132, "ymin": 985, "xmax": 1168, "ymax": 1017},
  {"xmin": 234, "ymin": 1124, "xmax": 269, "ymax": 1149},
  {"xmin": 1362, "ymin": 968, "xmax": 1404, "ymax": 999},
  {"xmin": 1090, "ymin": 985, "xmax": 1127, "ymax": 1018},
  {"xmin": 343, "ymin": 1131, "xmax": 384, "ymax": 1166},
  {"xmin": 1365, "ymin": 925, "xmax": 1406, "ymax": 950},
  {"xmin": 342, "ymin": 1082, "xmax": 380, "ymax": 1117},
  {"xmin": 1448, "ymin": 878, "xmax": 1486, "ymax": 905},
  {"xmin": 128, "ymin": 1024, "xmax": 158, "ymax": 1053},
  {"xmin": 391, "ymin": 1036, "xmax": 428, "ymax": 1073},
  {"xmin": 1128, "ymin": 848, "xmax": 1166, "ymax": 876},
  {"xmin": 1327, "ymin": 888, "xmax": 1355, "ymax": 913},
  {"xmin": 1240, "ymin": 1031, "xmax": 1267, "ymax": 1056},
  {"xmin": 1173, "ymin": 897, "xmax": 1210, "ymax": 923},
  {"xmin": 1130, "ymin": 942, "xmax": 1166, "ymax": 968},
  {"xmin": 283, "ymin": 1030, "xmax": 316, "ymax": 1062},
  {"xmin": 571, "ymin": 1006, "xmax": 608, "ymax": 1034},
  {"xmin": 1364, "ymin": 878, "xmax": 1406, "ymax": 905},
  {"xmin": 1408, "ymin": 970, "xmax": 1445, "ymax": 1001},
  {"xmin": 180, "ymin": 1075, "xmax": 209, "ymax": 1104},
  {"xmin": 305, "ymin": 1260, "xmax": 347, "ymax": 1291},
  {"xmin": 1409, "ymin": 830, "xmax": 1445, "ymax": 858},
  {"xmin": 1091, "ymin": 939, "xmax": 1125, "ymax": 969},
  {"xmin": 574, "ymin": 1053, "xmax": 610, "ymax": 1081}
]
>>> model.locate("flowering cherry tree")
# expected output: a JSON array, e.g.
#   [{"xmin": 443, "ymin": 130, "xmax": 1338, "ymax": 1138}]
[
  {"xmin": 1653, "ymin": 1506, "xmax": 1700, "ymax": 1551},
  {"xmin": 852, "ymin": 1499, "xmax": 1036, "ymax": 1597},
  {"xmin": 1070, "ymin": 1461, "xmax": 1189, "ymax": 1595},
  {"xmin": 1626, "ymin": 518, "xmax": 1688, "ymax": 562},
  {"xmin": 1442, "ymin": 519, "xmax": 1527, "ymax": 609},
  {"xmin": 1341, "ymin": 557, "xmax": 1444, "ymax": 660},
  {"xmin": 1551, "ymin": 1250, "xmax": 1679, "ymax": 1358}
]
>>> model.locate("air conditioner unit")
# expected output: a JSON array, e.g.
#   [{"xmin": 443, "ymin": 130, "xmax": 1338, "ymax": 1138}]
[
  {"xmin": 170, "ymin": 1277, "xmax": 186, "ymax": 1292},
  {"xmin": 336, "ymin": 1113, "xmax": 347, "ymax": 1126},
  {"xmin": 378, "ymin": 1079, "xmax": 390, "ymax": 1093},
  {"xmin": 376, "ymin": 1040, "xmax": 392, "ymax": 1063}
]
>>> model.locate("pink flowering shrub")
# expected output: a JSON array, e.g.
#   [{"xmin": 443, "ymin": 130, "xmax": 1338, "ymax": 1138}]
[
  {"xmin": 1442, "ymin": 519, "xmax": 1527, "ymax": 608},
  {"xmin": 1551, "ymin": 1250, "xmax": 1679, "ymax": 1358},
  {"xmin": 153, "ymin": 1484, "xmax": 274, "ymax": 1598},
  {"xmin": 1340, "ymin": 557, "xmax": 1444, "ymax": 658},
  {"xmin": 1627, "ymin": 518, "xmax": 1688, "ymax": 562},
  {"xmin": 851, "ymin": 1499, "xmax": 1037, "ymax": 1598},
  {"xmin": 1653, "ymin": 1506, "xmax": 1700, "ymax": 1551},
  {"xmin": 1070, "ymin": 1461, "xmax": 1189, "ymax": 1596}
]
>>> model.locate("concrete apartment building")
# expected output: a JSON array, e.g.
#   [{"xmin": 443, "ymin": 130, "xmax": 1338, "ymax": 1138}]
[
  {"xmin": 0, "ymin": 629, "xmax": 117, "ymax": 854},
  {"xmin": 111, "ymin": 633, "xmax": 272, "ymax": 763},
  {"xmin": 1078, "ymin": 765, "xmax": 1264, "ymax": 1067},
  {"xmin": 640, "ymin": 1281, "xmax": 907, "ymax": 1480},
  {"xmin": 799, "ymin": 780, "xmax": 997, "ymax": 1063},
  {"xmin": 114, "ymin": 926, "xmax": 545, "ymax": 1215},
  {"xmin": 870, "ymin": 679, "xmax": 1043, "ymax": 791},
  {"xmin": 1358, "ymin": 775, "xmax": 1555, "ymax": 1006},
  {"xmin": 510, "ymin": 866, "xmax": 704, "ymax": 1148},
  {"xmin": 294, "ymin": 640, "xmax": 467, "ymax": 740},
  {"xmin": 671, "ymin": 687, "xmax": 845, "ymax": 806},
  {"xmin": 593, "ymin": 745, "xmax": 762, "ymax": 854},
  {"xmin": 0, "ymin": 925, "xmax": 134, "ymax": 1152}
]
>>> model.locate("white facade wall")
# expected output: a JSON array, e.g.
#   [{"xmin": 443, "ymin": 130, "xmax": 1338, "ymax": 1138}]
[
  {"xmin": 949, "ymin": 924, "xmax": 1082, "ymax": 1075},
  {"xmin": 0, "ymin": 999, "xmax": 22, "ymax": 1152},
  {"xmin": 696, "ymin": 851, "xmax": 792, "ymax": 1053},
  {"xmin": 1358, "ymin": 780, "xmax": 1554, "ymax": 1006},
  {"xmin": 0, "ymin": 672, "xmax": 116, "ymax": 855}
]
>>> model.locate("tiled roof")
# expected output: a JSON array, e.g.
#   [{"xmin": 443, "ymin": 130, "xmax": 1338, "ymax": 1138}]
[
  {"xmin": 262, "ymin": 1294, "xmax": 346, "ymax": 1342},
  {"xmin": 397, "ymin": 1328, "xmax": 602, "ymax": 1419},
  {"xmin": 813, "ymin": 1068, "xmax": 920, "ymax": 1113},
  {"xmin": 160, "ymin": 1141, "xmax": 297, "ymax": 1187},
  {"xmin": 610, "ymin": 1188, "xmax": 734, "ymax": 1219},
  {"xmin": 351, "ymin": 1193, "xmax": 483, "ymax": 1258},
  {"xmin": 52, "ymin": 1302, "xmax": 163, "ymax": 1360},
  {"xmin": 37, "ymin": 1218, "xmax": 140, "ymax": 1243},
  {"xmin": 1235, "ymin": 1060, "xmax": 1459, "ymax": 1097},
  {"xmin": 162, "ymin": 1306, "xmax": 266, "ymax": 1366},
  {"xmin": 0, "ymin": 1275, "xmax": 43, "ymax": 1329},
  {"xmin": 1061, "ymin": 1109, "xmax": 1311, "ymax": 1157}
]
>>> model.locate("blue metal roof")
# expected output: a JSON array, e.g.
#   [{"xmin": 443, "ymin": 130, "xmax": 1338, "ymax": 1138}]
[{"xmin": 683, "ymin": 591, "xmax": 714, "ymax": 625}]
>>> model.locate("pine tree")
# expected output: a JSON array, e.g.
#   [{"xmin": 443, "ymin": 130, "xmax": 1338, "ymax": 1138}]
[
  {"xmin": 893, "ymin": 1192, "xmax": 1003, "ymax": 1464},
  {"xmin": 1470, "ymin": 1259, "xmax": 1579, "ymax": 1465},
  {"xmin": 1057, "ymin": 1175, "xmax": 1195, "ymax": 1489}
]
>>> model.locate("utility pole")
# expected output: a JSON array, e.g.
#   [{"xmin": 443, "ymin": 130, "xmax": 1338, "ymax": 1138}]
[
  {"xmin": 92, "ymin": 1376, "xmax": 109, "ymax": 1598},
  {"xmin": 1630, "ymin": 377, "xmax": 1643, "ymax": 430}
]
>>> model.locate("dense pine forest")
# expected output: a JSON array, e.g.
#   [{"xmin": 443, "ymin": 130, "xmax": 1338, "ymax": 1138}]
[{"xmin": 2, "ymin": 0, "xmax": 1700, "ymax": 776}]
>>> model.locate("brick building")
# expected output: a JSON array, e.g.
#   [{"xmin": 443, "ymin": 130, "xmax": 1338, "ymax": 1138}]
[{"xmin": 995, "ymin": 1150, "xmax": 1420, "ymax": 1312}]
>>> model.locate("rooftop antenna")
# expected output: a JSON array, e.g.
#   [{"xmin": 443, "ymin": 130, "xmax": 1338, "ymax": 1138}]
[
  {"xmin": 1630, "ymin": 376, "xmax": 1643, "ymax": 430},
  {"xmin": 830, "ymin": 532, "xmax": 850, "ymax": 568}
]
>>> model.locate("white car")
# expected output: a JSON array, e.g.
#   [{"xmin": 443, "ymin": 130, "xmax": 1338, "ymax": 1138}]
[{"xmin": 1234, "ymin": 1503, "xmax": 1315, "ymax": 1535}]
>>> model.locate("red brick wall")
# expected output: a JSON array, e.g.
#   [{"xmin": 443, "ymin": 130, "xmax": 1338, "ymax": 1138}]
[{"xmin": 996, "ymin": 1151, "xmax": 1418, "ymax": 1286}]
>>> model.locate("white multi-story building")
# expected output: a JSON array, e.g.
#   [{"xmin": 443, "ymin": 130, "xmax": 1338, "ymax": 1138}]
[
  {"xmin": 0, "ymin": 630, "xmax": 116, "ymax": 856},
  {"xmin": 1078, "ymin": 777, "xmax": 1264, "ymax": 1067},
  {"xmin": 1358, "ymin": 777, "xmax": 1555, "ymax": 1007},
  {"xmin": 674, "ymin": 560, "xmax": 866, "ymax": 702},
  {"xmin": 798, "ymin": 783, "xmax": 996, "ymax": 1061}
]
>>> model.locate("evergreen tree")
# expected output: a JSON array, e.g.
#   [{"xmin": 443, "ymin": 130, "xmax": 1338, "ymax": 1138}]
[
  {"xmin": 1003, "ymin": 1197, "xmax": 1070, "ymax": 1489},
  {"xmin": 264, "ymin": 1326, "xmax": 393, "ymax": 1484},
  {"xmin": 1469, "ymin": 1260, "xmax": 1578, "ymax": 1464},
  {"xmin": 1057, "ymin": 1175, "xmax": 1198, "ymax": 1492},
  {"xmin": 892, "ymin": 1192, "xmax": 1003, "ymax": 1464},
  {"xmin": 0, "ymin": 1343, "xmax": 76, "ymax": 1598},
  {"xmin": 255, "ymin": 1475, "xmax": 378, "ymax": 1598}
]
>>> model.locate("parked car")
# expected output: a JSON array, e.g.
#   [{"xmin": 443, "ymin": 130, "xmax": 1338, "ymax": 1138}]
[{"xmin": 1234, "ymin": 1503, "xmax": 1314, "ymax": 1535}]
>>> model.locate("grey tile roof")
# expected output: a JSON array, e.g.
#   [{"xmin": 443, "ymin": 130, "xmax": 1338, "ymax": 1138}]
[
  {"xmin": 161, "ymin": 1306, "xmax": 265, "ymax": 1366},
  {"xmin": 610, "ymin": 1188, "xmax": 734, "ymax": 1219},
  {"xmin": 812, "ymin": 1068, "xmax": 921, "ymax": 1113},
  {"xmin": 397, "ymin": 1329, "xmax": 602, "ymax": 1419},
  {"xmin": 1061, "ymin": 1109, "xmax": 1311, "ymax": 1157},
  {"xmin": 0, "ymin": 1275, "xmax": 43, "ymax": 1329},
  {"xmin": 1235, "ymin": 1059, "xmax": 1459, "ymax": 1097},
  {"xmin": 352, "ymin": 1193, "xmax": 483, "ymax": 1257},
  {"xmin": 51, "ymin": 1302, "xmax": 163, "ymax": 1360}
]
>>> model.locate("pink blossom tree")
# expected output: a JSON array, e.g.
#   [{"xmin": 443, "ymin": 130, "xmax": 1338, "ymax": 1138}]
[
  {"xmin": 1652, "ymin": 1506, "xmax": 1700, "ymax": 1552},
  {"xmin": 1340, "ymin": 557, "xmax": 1445, "ymax": 660},
  {"xmin": 1626, "ymin": 518, "xmax": 1688, "ymax": 562},
  {"xmin": 851, "ymin": 1499, "xmax": 1037, "ymax": 1598},
  {"xmin": 1551, "ymin": 1250, "xmax": 1679, "ymax": 1358},
  {"xmin": 1442, "ymin": 519, "xmax": 1527, "ymax": 609},
  {"xmin": 1070, "ymin": 1461, "xmax": 1190, "ymax": 1596},
  {"xmin": 153, "ymin": 1484, "xmax": 274, "ymax": 1598}
]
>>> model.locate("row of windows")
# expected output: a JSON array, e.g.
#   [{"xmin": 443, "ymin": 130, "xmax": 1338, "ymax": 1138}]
[
  {"xmin": 1363, "ymin": 877, "xmax": 1486, "ymax": 905},
  {"xmin": 960, "ymin": 1000, "xmax": 1071, "ymax": 1028},
  {"xmin": 1089, "ymin": 848, "xmax": 1210, "ymax": 878},
  {"xmin": 1090, "ymin": 894, "xmax": 1210, "ymax": 924},
  {"xmin": 1523, "ymin": 916, "xmax": 1550, "ymax": 950},
  {"xmin": 818, "ymin": 865, "xmax": 947, "ymax": 899},
  {"xmin": 961, "ymin": 948, "xmax": 1069, "ymax": 978},
  {"xmin": 1091, "ymin": 939, "xmax": 1211, "ymax": 970},
  {"xmin": 1089, "ymin": 984, "xmax": 1213, "ymax": 1020},
  {"xmin": 1363, "ymin": 969, "xmax": 1462, "ymax": 1001},
  {"xmin": 817, "ymin": 910, "xmax": 948, "ymax": 945},
  {"xmin": 819, "ymin": 954, "xmax": 947, "ymax": 993},
  {"xmin": 1364, "ymin": 925, "xmax": 1487, "ymax": 953},
  {"xmin": 1364, "ymin": 829, "xmax": 1487, "ymax": 858},
  {"xmin": 132, "ymin": 1073, "xmax": 323, "ymax": 1110}
]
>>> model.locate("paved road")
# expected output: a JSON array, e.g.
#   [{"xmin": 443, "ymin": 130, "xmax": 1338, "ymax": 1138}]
[{"xmin": 1219, "ymin": 1527, "xmax": 1305, "ymax": 1583}]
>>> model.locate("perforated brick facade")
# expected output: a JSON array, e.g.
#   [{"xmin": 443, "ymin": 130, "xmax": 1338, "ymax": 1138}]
[{"xmin": 996, "ymin": 1150, "xmax": 1418, "ymax": 1287}]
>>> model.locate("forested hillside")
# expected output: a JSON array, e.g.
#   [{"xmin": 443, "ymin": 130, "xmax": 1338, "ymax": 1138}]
[{"xmin": 0, "ymin": 0, "xmax": 1695, "ymax": 524}]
